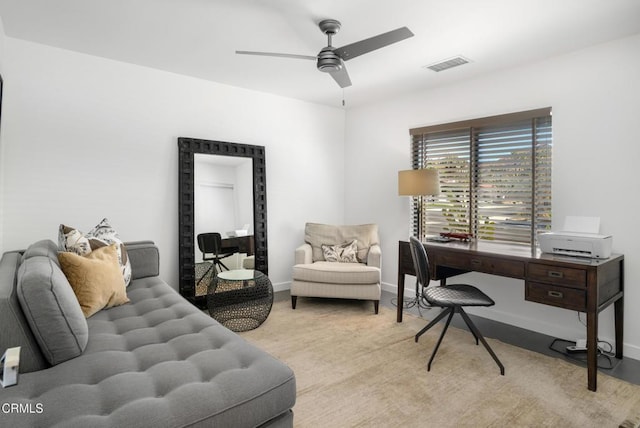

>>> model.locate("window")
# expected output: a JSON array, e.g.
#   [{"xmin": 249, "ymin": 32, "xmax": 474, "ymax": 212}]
[{"xmin": 409, "ymin": 108, "xmax": 552, "ymax": 245}]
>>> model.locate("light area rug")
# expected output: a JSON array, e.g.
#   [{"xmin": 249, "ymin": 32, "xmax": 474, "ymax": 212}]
[{"xmin": 241, "ymin": 298, "xmax": 640, "ymax": 427}]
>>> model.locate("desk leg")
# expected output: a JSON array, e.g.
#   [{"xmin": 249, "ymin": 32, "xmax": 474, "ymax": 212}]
[
  {"xmin": 586, "ymin": 310, "xmax": 598, "ymax": 392},
  {"xmin": 397, "ymin": 272, "xmax": 404, "ymax": 323},
  {"xmin": 615, "ymin": 296, "xmax": 624, "ymax": 359}
]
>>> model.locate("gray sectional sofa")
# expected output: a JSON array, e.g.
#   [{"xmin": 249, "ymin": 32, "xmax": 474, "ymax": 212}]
[{"xmin": 0, "ymin": 240, "xmax": 296, "ymax": 427}]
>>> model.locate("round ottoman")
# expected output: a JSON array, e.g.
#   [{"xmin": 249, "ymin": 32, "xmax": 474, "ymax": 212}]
[{"xmin": 207, "ymin": 270, "xmax": 273, "ymax": 332}]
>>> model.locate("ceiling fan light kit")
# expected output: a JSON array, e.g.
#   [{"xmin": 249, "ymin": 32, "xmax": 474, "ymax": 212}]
[
  {"xmin": 236, "ymin": 19, "xmax": 413, "ymax": 89},
  {"xmin": 317, "ymin": 47, "xmax": 342, "ymax": 73}
]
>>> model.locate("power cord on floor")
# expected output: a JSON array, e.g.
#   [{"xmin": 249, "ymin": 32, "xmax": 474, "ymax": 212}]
[
  {"xmin": 390, "ymin": 280, "xmax": 433, "ymax": 316},
  {"xmin": 548, "ymin": 338, "xmax": 618, "ymax": 370}
]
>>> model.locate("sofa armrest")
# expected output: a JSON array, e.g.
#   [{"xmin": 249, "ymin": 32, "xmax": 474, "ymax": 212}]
[
  {"xmin": 295, "ymin": 244, "xmax": 313, "ymax": 265},
  {"xmin": 367, "ymin": 244, "xmax": 382, "ymax": 268},
  {"xmin": 0, "ymin": 252, "xmax": 49, "ymax": 373},
  {"xmin": 125, "ymin": 241, "xmax": 160, "ymax": 280}
]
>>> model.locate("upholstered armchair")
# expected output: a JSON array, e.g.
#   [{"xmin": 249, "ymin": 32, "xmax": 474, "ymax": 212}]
[{"xmin": 291, "ymin": 223, "xmax": 381, "ymax": 313}]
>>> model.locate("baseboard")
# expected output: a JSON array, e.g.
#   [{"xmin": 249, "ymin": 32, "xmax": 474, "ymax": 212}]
[
  {"xmin": 623, "ymin": 344, "xmax": 640, "ymax": 362},
  {"xmin": 272, "ymin": 280, "xmax": 291, "ymax": 293}
]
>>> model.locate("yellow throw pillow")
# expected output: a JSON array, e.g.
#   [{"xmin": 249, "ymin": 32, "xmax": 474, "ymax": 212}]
[{"xmin": 58, "ymin": 244, "xmax": 129, "ymax": 318}]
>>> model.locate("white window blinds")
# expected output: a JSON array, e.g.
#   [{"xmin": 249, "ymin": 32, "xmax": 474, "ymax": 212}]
[{"xmin": 409, "ymin": 108, "xmax": 552, "ymax": 245}]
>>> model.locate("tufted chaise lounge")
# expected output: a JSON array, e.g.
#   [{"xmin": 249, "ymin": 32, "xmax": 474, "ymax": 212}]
[
  {"xmin": 291, "ymin": 223, "xmax": 381, "ymax": 313},
  {"xmin": 0, "ymin": 240, "xmax": 295, "ymax": 427}
]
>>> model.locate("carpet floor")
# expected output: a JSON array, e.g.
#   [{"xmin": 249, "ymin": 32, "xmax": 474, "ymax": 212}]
[{"xmin": 240, "ymin": 298, "xmax": 640, "ymax": 427}]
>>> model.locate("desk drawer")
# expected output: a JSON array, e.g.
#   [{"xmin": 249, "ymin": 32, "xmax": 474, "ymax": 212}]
[
  {"xmin": 527, "ymin": 263, "xmax": 586, "ymax": 289},
  {"xmin": 437, "ymin": 252, "xmax": 525, "ymax": 278},
  {"xmin": 525, "ymin": 282, "xmax": 586, "ymax": 311}
]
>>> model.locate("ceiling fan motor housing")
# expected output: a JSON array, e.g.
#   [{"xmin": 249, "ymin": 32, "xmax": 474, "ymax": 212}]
[{"xmin": 317, "ymin": 47, "xmax": 342, "ymax": 72}]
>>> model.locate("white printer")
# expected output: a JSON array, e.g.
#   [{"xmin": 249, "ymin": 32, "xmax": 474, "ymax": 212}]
[{"xmin": 538, "ymin": 216, "xmax": 613, "ymax": 259}]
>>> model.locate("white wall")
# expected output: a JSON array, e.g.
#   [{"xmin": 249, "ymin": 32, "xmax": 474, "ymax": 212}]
[
  {"xmin": 0, "ymin": 36, "xmax": 346, "ymax": 290},
  {"xmin": 0, "ymin": 18, "xmax": 6, "ymax": 249},
  {"xmin": 344, "ymin": 34, "xmax": 640, "ymax": 358}
]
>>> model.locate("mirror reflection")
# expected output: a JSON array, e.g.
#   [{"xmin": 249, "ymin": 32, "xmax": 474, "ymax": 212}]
[{"xmin": 194, "ymin": 154, "xmax": 255, "ymax": 296}]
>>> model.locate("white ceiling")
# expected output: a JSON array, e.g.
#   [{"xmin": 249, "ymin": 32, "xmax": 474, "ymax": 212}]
[{"xmin": 1, "ymin": 0, "xmax": 639, "ymax": 108}]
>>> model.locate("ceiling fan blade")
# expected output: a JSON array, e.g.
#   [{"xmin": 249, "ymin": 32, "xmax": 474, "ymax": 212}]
[
  {"xmin": 235, "ymin": 50, "xmax": 316, "ymax": 61},
  {"xmin": 333, "ymin": 27, "xmax": 414, "ymax": 61},
  {"xmin": 329, "ymin": 61, "xmax": 352, "ymax": 88}
]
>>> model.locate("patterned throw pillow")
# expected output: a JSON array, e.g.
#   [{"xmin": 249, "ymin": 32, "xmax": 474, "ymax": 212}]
[
  {"xmin": 321, "ymin": 240, "xmax": 359, "ymax": 263},
  {"xmin": 58, "ymin": 218, "xmax": 132, "ymax": 286}
]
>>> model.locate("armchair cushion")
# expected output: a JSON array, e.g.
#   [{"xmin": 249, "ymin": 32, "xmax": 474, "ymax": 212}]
[
  {"xmin": 292, "ymin": 262, "xmax": 380, "ymax": 285},
  {"xmin": 305, "ymin": 223, "xmax": 379, "ymax": 263}
]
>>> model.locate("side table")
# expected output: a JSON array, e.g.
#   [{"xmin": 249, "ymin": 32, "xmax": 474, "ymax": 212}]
[{"xmin": 207, "ymin": 270, "xmax": 273, "ymax": 332}]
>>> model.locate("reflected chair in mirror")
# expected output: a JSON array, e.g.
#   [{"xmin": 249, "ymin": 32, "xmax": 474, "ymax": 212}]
[
  {"xmin": 197, "ymin": 233, "xmax": 240, "ymax": 286},
  {"xmin": 409, "ymin": 236, "xmax": 504, "ymax": 375}
]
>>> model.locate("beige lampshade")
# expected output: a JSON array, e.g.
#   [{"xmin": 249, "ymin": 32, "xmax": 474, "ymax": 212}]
[{"xmin": 398, "ymin": 169, "xmax": 440, "ymax": 196}]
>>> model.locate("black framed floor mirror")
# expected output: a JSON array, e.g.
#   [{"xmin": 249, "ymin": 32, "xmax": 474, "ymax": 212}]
[{"xmin": 178, "ymin": 137, "xmax": 268, "ymax": 308}]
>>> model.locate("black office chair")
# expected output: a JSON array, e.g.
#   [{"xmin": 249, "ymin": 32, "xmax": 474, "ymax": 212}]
[
  {"xmin": 196, "ymin": 233, "xmax": 239, "ymax": 285},
  {"xmin": 409, "ymin": 236, "xmax": 504, "ymax": 375}
]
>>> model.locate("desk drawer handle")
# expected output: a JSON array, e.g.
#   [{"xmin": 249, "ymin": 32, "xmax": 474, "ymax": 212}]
[
  {"xmin": 547, "ymin": 290, "xmax": 564, "ymax": 298},
  {"xmin": 471, "ymin": 259, "xmax": 482, "ymax": 266},
  {"xmin": 548, "ymin": 271, "xmax": 564, "ymax": 279}
]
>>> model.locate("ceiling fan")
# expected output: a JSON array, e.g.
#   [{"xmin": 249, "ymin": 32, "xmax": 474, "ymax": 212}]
[{"xmin": 236, "ymin": 19, "xmax": 414, "ymax": 88}]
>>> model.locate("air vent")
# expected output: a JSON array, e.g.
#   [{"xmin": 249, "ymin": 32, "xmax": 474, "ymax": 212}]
[{"xmin": 424, "ymin": 56, "xmax": 470, "ymax": 72}]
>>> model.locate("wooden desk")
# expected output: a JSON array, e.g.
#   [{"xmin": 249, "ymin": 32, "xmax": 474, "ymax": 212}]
[
  {"xmin": 397, "ymin": 240, "xmax": 624, "ymax": 392},
  {"xmin": 221, "ymin": 235, "xmax": 254, "ymax": 256}
]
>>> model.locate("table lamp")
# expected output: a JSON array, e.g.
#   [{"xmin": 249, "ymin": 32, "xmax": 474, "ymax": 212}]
[
  {"xmin": 398, "ymin": 168, "xmax": 440, "ymax": 239},
  {"xmin": 397, "ymin": 168, "xmax": 440, "ymax": 309}
]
